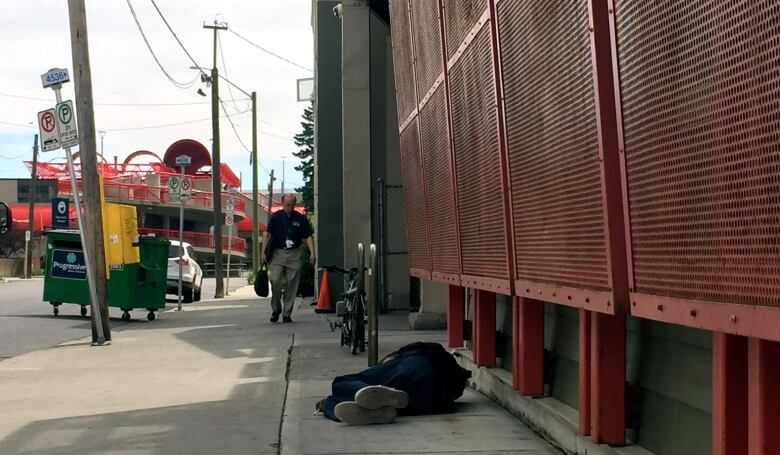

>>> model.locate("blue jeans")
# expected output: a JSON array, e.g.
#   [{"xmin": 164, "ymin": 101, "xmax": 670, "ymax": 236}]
[{"xmin": 323, "ymin": 355, "xmax": 440, "ymax": 421}]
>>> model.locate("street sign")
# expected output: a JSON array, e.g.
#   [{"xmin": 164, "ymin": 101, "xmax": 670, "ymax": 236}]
[
  {"xmin": 168, "ymin": 176, "xmax": 181, "ymax": 200},
  {"xmin": 226, "ymin": 198, "xmax": 235, "ymax": 213},
  {"xmin": 52, "ymin": 198, "xmax": 70, "ymax": 228},
  {"xmin": 25, "ymin": 230, "xmax": 31, "ymax": 242},
  {"xmin": 41, "ymin": 68, "xmax": 70, "ymax": 89},
  {"xmin": 175, "ymin": 155, "xmax": 191, "ymax": 166},
  {"xmin": 56, "ymin": 100, "xmax": 78, "ymax": 148},
  {"xmin": 180, "ymin": 177, "xmax": 192, "ymax": 200},
  {"xmin": 37, "ymin": 109, "xmax": 60, "ymax": 152},
  {"xmin": 225, "ymin": 213, "xmax": 234, "ymax": 226}
]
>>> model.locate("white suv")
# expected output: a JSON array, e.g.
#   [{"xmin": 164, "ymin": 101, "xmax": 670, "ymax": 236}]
[{"xmin": 166, "ymin": 240, "xmax": 203, "ymax": 302}]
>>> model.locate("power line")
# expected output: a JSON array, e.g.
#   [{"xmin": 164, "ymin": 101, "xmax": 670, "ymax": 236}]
[
  {"xmin": 104, "ymin": 106, "xmax": 250, "ymax": 132},
  {"xmin": 126, "ymin": 0, "xmax": 199, "ymax": 89},
  {"xmin": 0, "ymin": 92, "xmax": 235, "ymax": 106},
  {"xmin": 0, "ymin": 120, "xmax": 34, "ymax": 129},
  {"xmin": 0, "ymin": 151, "xmax": 32, "ymax": 160},
  {"xmin": 228, "ymin": 28, "xmax": 313, "ymax": 73},
  {"xmin": 219, "ymin": 98, "xmax": 251, "ymax": 153},
  {"xmin": 148, "ymin": 0, "xmax": 209, "ymax": 80},
  {"xmin": 217, "ymin": 34, "xmax": 241, "ymax": 113}
]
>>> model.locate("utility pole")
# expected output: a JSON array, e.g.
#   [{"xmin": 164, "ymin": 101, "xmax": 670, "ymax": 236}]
[
  {"xmin": 68, "ymin": 0, "xmax": 111, "ymax": 343},
  {"xmin": 205, "ymin": 19, "xmax": 228, "ymax": 298},
  {"xmin": 24, "ymin": 135, "xmax": 39, "ymax": 279},
  {"xmin": 266, "ymin": 169, "xmax": 276, "ymax": 225},
  {"xmin": 282, "ymin": 158, "xmax": 285, "ymax": 195},
  {"xmin": 251, "ymin": 91, "xmax": 259, "ymax": 274}
]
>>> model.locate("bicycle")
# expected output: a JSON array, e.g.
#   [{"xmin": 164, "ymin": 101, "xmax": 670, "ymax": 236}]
[{"xmin": 320, "ymin": 265, "xmax": 366, "ymax": 355}]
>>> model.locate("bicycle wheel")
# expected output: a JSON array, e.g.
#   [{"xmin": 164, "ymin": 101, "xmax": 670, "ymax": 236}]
[
  {"xmin": 351, "ymin": 295, "xmax": 366, "ymax": 355},
  {"xmin": 341, "ymin": 295, "xmax": 353, "ymax": 347}
]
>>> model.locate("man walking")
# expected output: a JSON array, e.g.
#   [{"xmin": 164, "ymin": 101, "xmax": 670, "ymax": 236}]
[{"xmin": 261, "ymin": 194, "xmax": 315, "ymax": 322}]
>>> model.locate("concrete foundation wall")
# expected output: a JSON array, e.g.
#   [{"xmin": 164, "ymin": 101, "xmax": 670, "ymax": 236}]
[
  {"xmin": 636, "ymin": 322, "xmax": 712, "ymax": 455},
  {"xmin": 492, "ymin": 300, "xmax": 712, "ymax": 454}
]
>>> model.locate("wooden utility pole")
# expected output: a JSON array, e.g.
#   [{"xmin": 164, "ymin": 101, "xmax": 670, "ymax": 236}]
[
  {"xmin": 266, "ymin": 169, "xmax": 275, "ymax": 226},
  {"xmin": 251, "ymin": 91, "xmax": 259, "ymax": 274},
  {"xmin": 24, "ymin": 135, "xmax": 39, "ymax": 279},
  {"xmin": 204, "ymin": 20, "xmax": 228, "ymax": 298},
  {"xmin": 67, "ymin": 0, "xmax": 111, "ymax": 342}
]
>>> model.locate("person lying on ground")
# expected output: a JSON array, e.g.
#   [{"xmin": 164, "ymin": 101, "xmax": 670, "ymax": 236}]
[{"xmin": 315, "ymin": 342, "xmax": 472, "ymax": 425}]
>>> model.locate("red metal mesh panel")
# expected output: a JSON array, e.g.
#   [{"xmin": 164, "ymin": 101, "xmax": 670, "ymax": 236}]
[
  {"xmin": 449, "ymin": 25, "xmax": 508, "ymax": 280},
  {"xmin": 443, "ymin": 0, "xmax": 488, "ymax": 60},
  {"xmin": 389, "ymin": 0, "xmax": 417, "ymax": 122},
  {"xmin": 399, "ymin": 119, "xmax": 431, "ymax": 272},
  {"xmin": 616, "ymin": 1, "xmax": 780, "ymax": 307},
  {"xmin": 420, "ymin": 85, "xmax": 459, "ymax": 275},
  {"xmin": 498, "ymin": 0, "xmax": 609, "ymax": 289},
  {"xmin": 410, "ymin": 0, "xmax": 443, "ymax": 99}
]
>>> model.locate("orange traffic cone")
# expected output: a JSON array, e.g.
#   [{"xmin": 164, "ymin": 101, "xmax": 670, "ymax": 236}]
[{"xmin": 315, "ymin": 270, "xmax": 335, "ymax": 314}]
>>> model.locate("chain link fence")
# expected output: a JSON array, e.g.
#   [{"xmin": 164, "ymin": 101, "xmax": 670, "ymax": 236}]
[{"xmin": 376, "ymin": 179, "xmax": 412, "ymax": 312}]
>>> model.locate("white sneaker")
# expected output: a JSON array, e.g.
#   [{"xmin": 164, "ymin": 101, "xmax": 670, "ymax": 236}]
[
  {"xmin": 334, "ymin": 402, "xmax": 396, "ymax": 425},
  {"xmin": 355, "ymin": 385, "xmax": 409, "ymax": 410}
]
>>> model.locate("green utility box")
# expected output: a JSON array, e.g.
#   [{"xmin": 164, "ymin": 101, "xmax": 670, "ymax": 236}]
[{"xmin": 43, "ymin": 230, "xmax": 170, "ymax": 321}]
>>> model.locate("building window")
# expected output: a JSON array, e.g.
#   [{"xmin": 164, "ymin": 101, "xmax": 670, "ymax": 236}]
[{"xmin": 17, "ymin": 180, "xmax": 56, "ymax": 203}]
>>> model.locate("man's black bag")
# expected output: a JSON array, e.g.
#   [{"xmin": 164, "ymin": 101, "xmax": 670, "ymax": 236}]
[{"xmin": 254, "ymin": 265, "xmax": 269, "ymax": 297}]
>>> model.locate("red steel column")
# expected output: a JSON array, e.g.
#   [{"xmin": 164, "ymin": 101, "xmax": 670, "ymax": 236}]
[
  {"xmin": 512, "ymin": 297, "xmax": 544, "ymax": 396},
  {"xmin": 448, "ymin": 285, "xmax": 465, "ymax": 347},
  {"xmin": 579, "ymin": 309, "xmax": 592, "ymax": 435},
  {"xmin": 473, "ymin": 289, "xmax": 496, "ymax": 367},
  {"xmin": 591, "ymin": 312, "xmax": 625, "ymax": 445},
  {"xmin": 748, "ymin": 338, "xmax": 780, "ymax": 455},
  {"xmin": 712, "ymin": 332, "xmax": 748, "ymax": 455}
]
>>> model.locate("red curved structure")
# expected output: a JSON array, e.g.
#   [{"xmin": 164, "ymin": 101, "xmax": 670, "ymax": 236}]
[
  {"xmin": 164, "ymin": 139, "xmax": 211, "ymax": 175},
  {"xmin": 123, "ymin": 150, "xmax": 163, "ymax": 164}
]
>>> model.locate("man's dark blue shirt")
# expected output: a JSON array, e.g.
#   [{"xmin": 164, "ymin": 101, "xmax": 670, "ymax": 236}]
[{"xmin": 266, "ymin": 210, "xmax": 314, "ymax": 252}]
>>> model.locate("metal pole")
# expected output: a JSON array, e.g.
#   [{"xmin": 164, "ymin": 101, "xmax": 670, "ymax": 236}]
[
  {"xmin": 226, "ymin": 193, "xmax": 233, "ymax": 296},
  {"xmin": 56, "ymin": 87, "xmax": 104, "ymax": 344},
  {"xmin": 251, "ymin": 92, "xmax": 259, "ymax": 275},
  {"xmin": 25, "ymin": 135, "xmax": 39, "ymax": 279},
  {"xmin": 377, "ymin": 178, "xmax": 387, "ymax": 313},
  {"xmin": 368, "ymin": 243, "xmax": 378, "ymax": 366},
  {"xmin": 177, "ymin": 165, "xmax": 185, "ymax": 311}
]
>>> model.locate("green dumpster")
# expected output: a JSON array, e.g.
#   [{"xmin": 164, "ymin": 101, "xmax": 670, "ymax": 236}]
[{"xmin": 43, "ymin": 230, "xmax": 170, "ymax": 321}]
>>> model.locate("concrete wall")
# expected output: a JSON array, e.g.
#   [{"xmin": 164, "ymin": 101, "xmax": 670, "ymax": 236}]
[
  {"xmin": 637, "ymin": 322, "xmax": 712, "ymax": 455},
  {"xmin": 341, "ymin": 1, "xmax": 372, "ymax": 268},
  {"xmin": 314, "ymin": 0, "xmax": 344, "ymax": 295},
  {"xmin": 0, "ymin": 180, "xmax": 18, "ymax": 203}
]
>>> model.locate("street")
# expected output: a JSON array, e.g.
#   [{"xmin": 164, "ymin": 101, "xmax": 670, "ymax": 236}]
[{"xmin": 0, "ymin": 277, "xmax": 246, "ymax": 360}]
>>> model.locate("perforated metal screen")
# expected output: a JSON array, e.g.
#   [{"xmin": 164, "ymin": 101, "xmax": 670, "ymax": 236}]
[
  {"xmin": 498, "ymin": 0, "xmax": 609, "ymax": 290},
  {"xmin": 420, "ymin": 86, "xmax": 459, "ymax": 276},
  {"xmin": 443, "ymin": 0, "xmax": 488, "ymax": 60},
  {"xmin": 449, "ymin": 24, "xmax": 509, "ymax": 281},
  {"xmin": 616, "ymin": 1, "xmax": 780, "ymax": 307},
  {"xmin": 399, "ymin": 120, "xmax": 431, "ymax": 273},
  {"xmin": 388, "ymin": 0, "xmax": 417, "ymax": 122},
  {"xmin": 411, "ymin": 0, "xmax": 443, "ymax": 99}
]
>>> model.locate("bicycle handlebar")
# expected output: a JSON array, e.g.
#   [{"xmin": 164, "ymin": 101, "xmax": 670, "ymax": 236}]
[{"xmin": 319, "ymin": 265, "xmax": 358, "ymax": 275}]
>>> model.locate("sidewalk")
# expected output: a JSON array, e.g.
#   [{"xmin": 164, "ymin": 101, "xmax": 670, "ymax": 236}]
[{"xmin": 0, "ymin": 288, "xmax": 560, "ymax": 455}]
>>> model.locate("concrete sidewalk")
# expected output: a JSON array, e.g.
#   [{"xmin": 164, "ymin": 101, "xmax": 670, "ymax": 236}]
[{"xmin": 0, "ymin": 288, "xmax": 560, "ymax": 455}]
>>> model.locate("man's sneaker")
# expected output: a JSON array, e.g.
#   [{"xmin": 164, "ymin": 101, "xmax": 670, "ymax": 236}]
[
  {"xmin": 283, "ymin": 316, "xmax": 292, "ymax": 323},
  {"xmin": 334, "ymin": 402, "xmax": 396, "ymax": 425},
  {"xmin": 270, "ymin": 312, "xmax": 280, "ymax": 323},
  {"xmin": 355, "ymin": 385, "xmax": 409, "ymax": 410}
]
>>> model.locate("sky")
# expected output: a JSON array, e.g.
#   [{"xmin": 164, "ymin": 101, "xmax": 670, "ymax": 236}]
[{"xmin": 0, "ymin": 0, "xmax": 313, "ymax": 192}]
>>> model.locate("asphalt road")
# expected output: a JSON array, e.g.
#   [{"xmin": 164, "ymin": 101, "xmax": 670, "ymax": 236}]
[{"xmin": 0, "ymin": 277, "xmax": 246, "ymax": 360}]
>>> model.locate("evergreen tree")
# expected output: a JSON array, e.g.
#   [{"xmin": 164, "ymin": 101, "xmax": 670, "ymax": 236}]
[{"xmin": 293, "ymin": 103, "xmax": 314, "ymax": 213}]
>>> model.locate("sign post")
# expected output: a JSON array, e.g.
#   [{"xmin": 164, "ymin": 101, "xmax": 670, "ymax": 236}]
[
  {"xmin": 174, "ymin": 155, "xmax": 191, "ymax": 311},
  {"xmin": 40, "ymin": 67, "xmax": 105, "ymax": 344},
  {"xmin": 225, "ymin": 190, "xmax": 237, "ymax": 295}
]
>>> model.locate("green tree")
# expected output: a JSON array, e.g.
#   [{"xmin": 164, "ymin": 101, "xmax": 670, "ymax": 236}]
[{"xmin": 293, "ymin": 102, "xmax": 314, "ymax": 213}]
